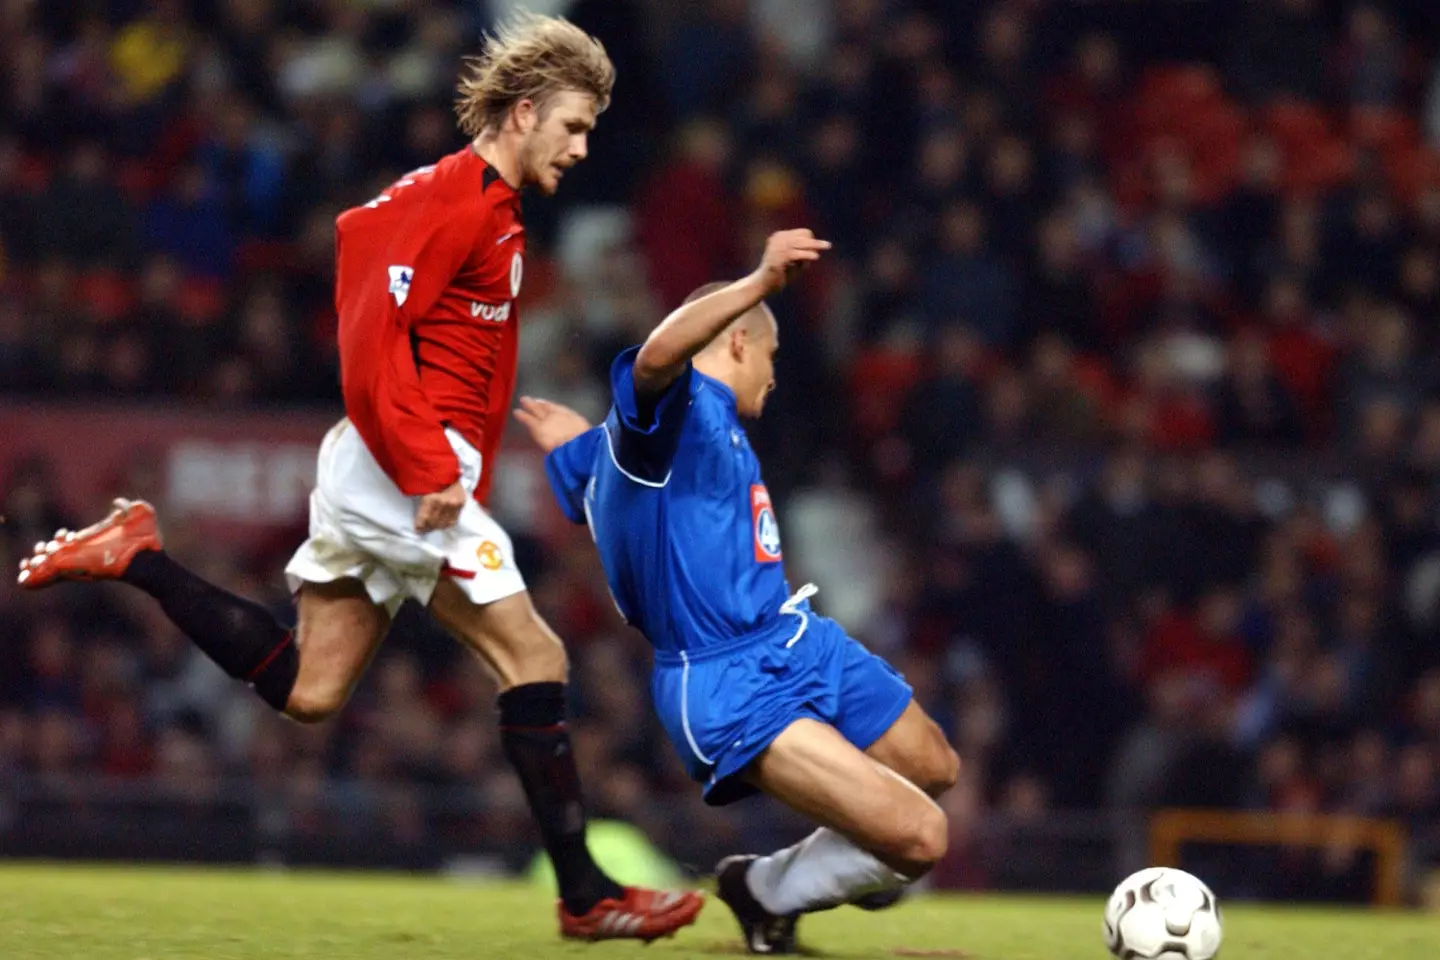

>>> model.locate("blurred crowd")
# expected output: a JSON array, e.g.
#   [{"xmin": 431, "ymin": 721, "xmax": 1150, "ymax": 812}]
[{"xmin": 4, "ymin": 0, "xmax": 1440, "ymax": 897}]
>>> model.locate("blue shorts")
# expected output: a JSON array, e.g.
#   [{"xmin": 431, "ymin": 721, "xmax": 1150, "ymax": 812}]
[{"xmin": 650, "ymin": 612, "xmax": 913, "ymax": 806}]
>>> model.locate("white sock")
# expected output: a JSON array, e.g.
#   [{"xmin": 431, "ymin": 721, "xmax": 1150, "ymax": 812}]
[{"xmin": 745, "ymin": 828, "xmax": 908, "ymax": 916}]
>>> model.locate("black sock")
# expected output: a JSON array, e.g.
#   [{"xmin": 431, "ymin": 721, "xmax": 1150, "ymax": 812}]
[
  {"xmin": 499, "ymin": 682, "xmax": 624, "ymax": 916},
  {"xmin": 122, "ymin": 549, "xmax": 298, "ymax": 712}
]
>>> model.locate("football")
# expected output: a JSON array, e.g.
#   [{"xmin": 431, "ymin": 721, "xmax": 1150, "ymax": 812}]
[{"xmin": 1104, "ymin": 867, "xmax": 1223, "ymax": 960}]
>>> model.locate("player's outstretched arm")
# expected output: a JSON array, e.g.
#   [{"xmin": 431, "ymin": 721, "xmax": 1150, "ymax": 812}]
[
  {"xmin": 632, "ymin": 228, "xmax": 830, "ymax": 396},
  {"xmin": 521, "ymin": 397, "xmax": 602, "ymax": 527},
  {"xmin": 513, "ymin": 396, "xmax": 594, "ymax": 453}
]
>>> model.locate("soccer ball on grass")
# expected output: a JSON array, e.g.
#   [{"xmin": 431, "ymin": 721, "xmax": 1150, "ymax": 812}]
[{"xmin": 1103, "ymin": 867, "xmax": 1222, "ymax": 960}]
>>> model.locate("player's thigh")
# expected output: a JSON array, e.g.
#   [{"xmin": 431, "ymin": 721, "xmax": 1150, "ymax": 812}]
[
  {"xmin": 428, "ymin": 579, "xmax": 567, "ymax": 690},
  {"xmin": 288, "ymin": 578, "xmax": 391, "ymax": 722},
  {"xmin": 748, "ymin": 717, "xmax": 948, "ymax": 876},
  {"xmin": 864, "ymin": 700, "xmax": 961, "ymax": 798}
]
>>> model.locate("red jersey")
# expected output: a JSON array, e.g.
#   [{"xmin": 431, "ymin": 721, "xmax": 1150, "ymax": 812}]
[{"xmin": 333, "ymin": 146, "xmax": 524, "ymax": 503}]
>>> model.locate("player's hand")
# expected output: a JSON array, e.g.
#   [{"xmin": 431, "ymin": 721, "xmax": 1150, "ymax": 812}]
[
  {"xmin": 513, "ymin": 396, "xmax": 593, "ymax": 453},
  {"xmin": 752, "ymin": 228, "xmax": 831, "ymax": 295},
  {"xmin": 415, "ymin": 480, "xmax": 466, "ymax": 533}
]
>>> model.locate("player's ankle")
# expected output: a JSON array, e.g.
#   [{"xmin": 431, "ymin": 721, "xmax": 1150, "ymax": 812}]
[
  {"xmin": 497, "ymin": 681, "xmax": 566, "ymax": 727},
  {"xmin": 561, "ymin": 871, "xmax": 626, "ymax": 917},
  {"xmin": 117, "ymin": 546, "xmax": 170, "ymax": 588}
]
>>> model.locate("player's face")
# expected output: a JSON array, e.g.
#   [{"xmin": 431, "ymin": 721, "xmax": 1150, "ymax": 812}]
[
  {"xmin": 737, "ymin": 317, "xmax": 778, "ymax": 418},
  {"xmin": 520, "ymin": 90, "xmax": 598, "ymax": 196}
]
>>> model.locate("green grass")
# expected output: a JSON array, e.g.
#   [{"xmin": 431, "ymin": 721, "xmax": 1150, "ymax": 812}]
[{"xmin": 0, "ymin": 864, "xmax": 1434, "ymax": 959}]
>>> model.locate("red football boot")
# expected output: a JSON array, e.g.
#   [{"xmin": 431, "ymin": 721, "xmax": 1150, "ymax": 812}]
[
  {"xmin": 16, "ymin": 498, "xmax": 162, "ymax": 589},
  {"xmin": 558, "ymin": 887, "xmax": 704, "ymax": 943}
]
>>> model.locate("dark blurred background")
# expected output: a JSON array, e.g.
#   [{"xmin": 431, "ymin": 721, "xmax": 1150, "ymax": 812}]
[{"xmin": 2, "ymin": 0, "xmax": 1439, "ymax": 906}]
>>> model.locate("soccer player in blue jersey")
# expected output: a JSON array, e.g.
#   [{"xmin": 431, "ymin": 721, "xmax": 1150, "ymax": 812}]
[{"xmin": 513, "ymin": 229, "xmax": 961, "ymax": 953}]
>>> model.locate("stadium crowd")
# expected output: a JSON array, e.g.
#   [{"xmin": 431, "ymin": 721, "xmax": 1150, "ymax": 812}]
[{"xmin": 3, "ymin": 0, "xmax": 1440, "ymax": 898}]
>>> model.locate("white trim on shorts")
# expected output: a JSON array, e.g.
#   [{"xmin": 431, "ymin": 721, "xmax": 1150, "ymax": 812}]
[{"xmin": 678, "ymin": 649, "xmax": 715, "ymax": 765}]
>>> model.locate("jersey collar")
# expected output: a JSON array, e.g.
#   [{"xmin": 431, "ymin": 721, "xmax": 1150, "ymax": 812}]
[
  {"xmin": 694, "ymin": 368, "xmax": 738, "ymax": 415},
  {"xmin": 469, "ymin": 146, "xmax": 520, "ymax": 200}
]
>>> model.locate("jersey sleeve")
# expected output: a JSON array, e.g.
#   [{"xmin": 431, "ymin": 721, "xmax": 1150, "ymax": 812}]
[
  {"xmin": 543, "ymin": 426, "xmax": 603, "ymax": 524},
  {"xmin": 608, "ymin": 345, "xmax": 698, "ymax": 483},
  {"xmin": 338, "ymin": 196, "xmax": 486, "ymax": 495}
]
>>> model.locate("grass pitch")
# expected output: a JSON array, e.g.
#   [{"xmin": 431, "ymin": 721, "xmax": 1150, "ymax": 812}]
[{"xmin": 0, "ymin": 863, "xmax": 1435, "ymax": 959}]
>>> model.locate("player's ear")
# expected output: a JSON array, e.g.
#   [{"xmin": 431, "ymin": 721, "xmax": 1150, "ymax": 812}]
[
  {"xmin": 513, "ymin": 98, "xmax": 537, "ymax": 134},
  {"xmin": 729, "ymin": 326, "xmax": 748, "ymax": 363}
]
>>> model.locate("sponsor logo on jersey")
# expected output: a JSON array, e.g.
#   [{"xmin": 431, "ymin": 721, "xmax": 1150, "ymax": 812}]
[
  {"xmin": 387, "ymin": 265, "xmax": 413, "ymax": 306},
  {"xmin": 751, "ymin": 484, "xmax": 782, "ymax": 562},
  {"xmin": 470, "ymin": 300, "xmax": 512, "ymax": 323},
  {"xmin": 509, "ymin": 251, "xmax": 524, "ymax": 298},
  {"xmin": 476, "ymin": 540, "xmax": 505, "ymax": 571}
]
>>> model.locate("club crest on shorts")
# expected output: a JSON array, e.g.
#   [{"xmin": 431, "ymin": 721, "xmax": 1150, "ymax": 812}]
[
  {"xmin": 751, "ymin": 485, "xmax": 782, "ymax": 562},
  {"xmin": 476, "ymin": 540, "xmax": 505, "ymax": 571}
]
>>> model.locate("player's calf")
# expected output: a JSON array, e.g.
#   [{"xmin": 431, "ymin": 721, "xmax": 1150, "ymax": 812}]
[
  {"xmin": 885, "ymin": 777, "xmax": 949, "ymax": 876},
  {"xmin": 901, "ymin": 739, "xmax": 960, "ymax": 800},
  {"xmin": 431, "ymin": 586, "xmax": 704, "ymax": 931},
  {"xmin": 928, "ymin": 745, "xmax": 962, "ymax": 798},
  {"xmin": 429, "ymin": 580, "xmax": 568, "ymax": 689},
  {"xmin": 17, "ymin": 499, "xmax": 304, "ymax": 713},
  {"xmin": 124, "ymin": 548, "xmax": 310, "ymax": 714},
  {"xmin": 754, "ymin": 718, "xmax": 949, "ymax": 877},
  {"xmin": 865, "ymin": 700, "xmax": 961, "ymax": 799},
  {"xmin": 428, "ymin": 583, "xmax": 629, "ymax": 918},
  {"xmin": 737, "ymin": 718, "xmax": 950, "ymax": 925}
]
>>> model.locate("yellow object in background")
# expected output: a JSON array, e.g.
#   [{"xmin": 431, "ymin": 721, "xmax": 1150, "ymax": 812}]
[
  {"xmin": 526, "ymin": 820, "xmax": 685, "ymax": 892},
  {"xmin": 111, "ymin": 22, "xmax": 187, "ymax": 102}
]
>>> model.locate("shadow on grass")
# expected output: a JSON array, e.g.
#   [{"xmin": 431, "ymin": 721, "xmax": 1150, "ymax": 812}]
[{"xmin": 689, "ymin": 941, "xmax": 972, "ymax": 959}]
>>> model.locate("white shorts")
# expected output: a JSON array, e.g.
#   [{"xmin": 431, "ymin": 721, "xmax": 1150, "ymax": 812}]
[{"xmin": 285, "ymin": 419, "xmax": 526, "ymax": 616}]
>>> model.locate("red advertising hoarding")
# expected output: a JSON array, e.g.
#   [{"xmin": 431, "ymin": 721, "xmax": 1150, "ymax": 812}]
[{"xmin": 1, "ymin": 403, "xmax": 554, "ymax": 551}]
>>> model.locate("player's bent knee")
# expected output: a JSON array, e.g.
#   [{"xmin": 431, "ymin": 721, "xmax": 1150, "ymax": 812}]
[
  {"xmin": 866, "ymin": 790, "xmax": 949, "ymax": 878},
  {"xmin": 283, "ymin": 682, "xmax": 348, "ymax": 723},
  {"xmin": 895, "ymin": 804, "xmax": 950, "ymax": 877}
]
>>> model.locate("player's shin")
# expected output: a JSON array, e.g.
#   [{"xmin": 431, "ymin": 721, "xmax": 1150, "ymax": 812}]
[
  {"xmin": 497, "ymin": 681, "xmax": 625, "ymax": 916},
  {"xmin": 122, "ymin": 550, "xmax": 298, "ymax": 711},
  {"xmin": 745, "ymin": 828, "xmax": 908, "ymax": 916}
]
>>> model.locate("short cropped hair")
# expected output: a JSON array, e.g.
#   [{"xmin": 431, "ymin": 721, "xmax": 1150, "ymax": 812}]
[
  {"xmin": 683, "ymin": 281, "xmax": 731, "ymax": 305},
  {"xmin": 455, "ymin": 13, "xmax": 615, "ymax": 137},
  {"xmin": 682, "ymin": 281, "xmax": 775, "ymax": 353}
]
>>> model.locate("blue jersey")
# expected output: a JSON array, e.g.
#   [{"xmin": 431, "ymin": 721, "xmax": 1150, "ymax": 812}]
[
  {"xmin": 544, "ymin": 345, "xmax": 913, "ymax": 805},
  {"xmin": 543, "ymin": 347, "xmax": 805, "ymax": 657}
]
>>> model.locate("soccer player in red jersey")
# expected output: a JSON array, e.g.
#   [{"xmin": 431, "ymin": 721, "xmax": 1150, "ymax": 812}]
[{"xmin": 18, "ymin": 14, "xmax": 702, "ymax": 942}]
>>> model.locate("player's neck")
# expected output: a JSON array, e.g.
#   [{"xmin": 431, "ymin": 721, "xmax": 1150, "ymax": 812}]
[
  {"xmin": 692, "ymin": 357, "xmax": 742, "ymax": 407},
  {"xmin": 471, "ymin": 134, "xmax": 522, "ymax": 190}
]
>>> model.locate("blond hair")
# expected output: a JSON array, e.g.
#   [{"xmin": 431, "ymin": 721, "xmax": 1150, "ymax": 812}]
[{"xmin": 455, "ymin": 13, "xmax": 615, "ymax": 137}]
